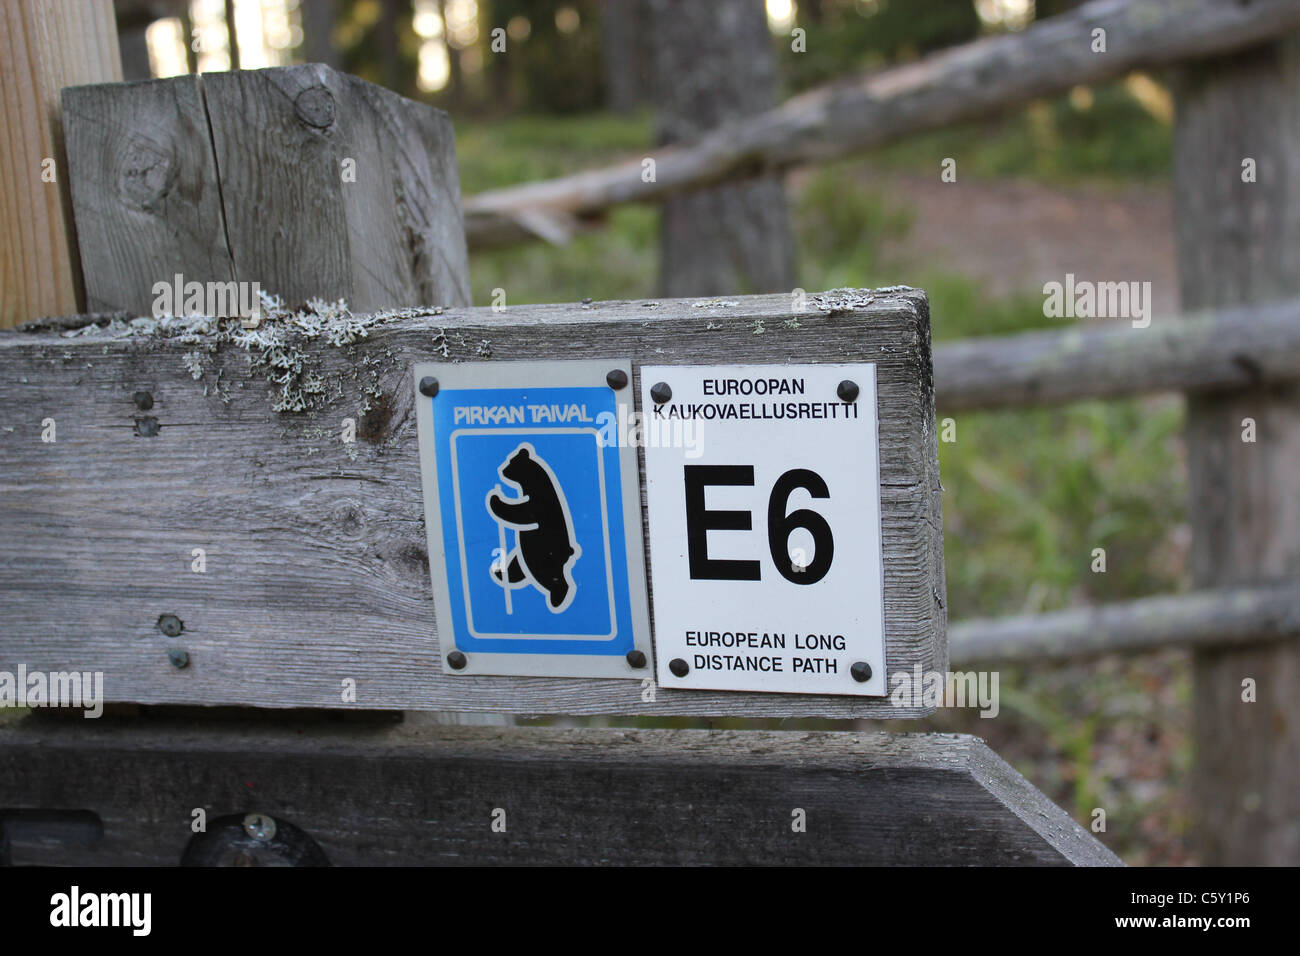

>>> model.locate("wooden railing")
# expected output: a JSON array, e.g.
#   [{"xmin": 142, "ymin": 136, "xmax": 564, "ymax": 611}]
[{"xmin": 461, "ymin": 0, "xmax": 1300, "ymax": 249}]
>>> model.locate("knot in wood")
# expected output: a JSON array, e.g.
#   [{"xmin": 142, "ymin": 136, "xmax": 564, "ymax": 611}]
[
  {"xmin": 119, "ymin": 139, "xmax": 174, "ymax": 211},
  {"xmin": 294, "ymin": 86, "xmax": 336, "ymax": 128}
]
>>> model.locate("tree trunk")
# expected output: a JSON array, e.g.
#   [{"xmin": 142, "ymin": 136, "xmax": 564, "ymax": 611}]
[
  {"xmin": 602, "ymin": 0, "xmax": 650, "ymax": 113},
  {"xmin": 301, "ymin": 0, "xmax": 339, "ymax": 68},
  {"xmin": 645, "ymin": 0, "xmax": 795, "ymax": 297}
]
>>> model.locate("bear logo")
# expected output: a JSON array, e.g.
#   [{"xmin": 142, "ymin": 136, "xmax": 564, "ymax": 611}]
[{"xmin": 485, "ymin": 443, "xmax": 581, "ymax": 614}]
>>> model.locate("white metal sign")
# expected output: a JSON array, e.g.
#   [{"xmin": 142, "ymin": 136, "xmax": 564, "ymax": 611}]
[{"xmin": 641, "ymin": 364, "xmax": 887, "ymax": 696}]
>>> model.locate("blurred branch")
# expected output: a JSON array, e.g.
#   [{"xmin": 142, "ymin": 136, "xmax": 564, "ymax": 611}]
[
  {"xmin": 934, "ymin": 299, "xmax": 1300, "ymax": 412},
  {"xmin": 463, "ymin": 0, "xmax": 1300, "ymax": 250},
  {"xmin": 950, "ymin": 584, "xmax": 1300, "ymax": 665}
]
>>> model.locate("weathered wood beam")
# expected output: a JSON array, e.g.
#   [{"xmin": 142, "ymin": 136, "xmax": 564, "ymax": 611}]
[
  {"xmin": 949, "ymin": 584, "xmax": 1300, "ymax": 666},
  {"xmin": 0, "ymin": 719, "xmax": 1121, "ymax": 865},
  {"xmin": 933, "ymin": 299, "xmax": 1300, "ymax": 412},
  {"xmin": 62, "ymin": 63, "xmax": 471, "ymax": 316},
  {"xmin": 462, "ymin": 0, "xmax": 1300, "ymax": 250},
  {"xmin": 0, "ymin": 289, "xmax": 944, "ymax": 719}
]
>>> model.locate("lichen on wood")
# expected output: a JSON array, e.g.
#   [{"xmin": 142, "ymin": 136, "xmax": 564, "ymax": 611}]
[{"xmin": 60, "ymin": 291, "xmax": 447, "ymax": 414}]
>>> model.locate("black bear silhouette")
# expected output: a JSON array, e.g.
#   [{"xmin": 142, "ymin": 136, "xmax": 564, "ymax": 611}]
[{"xmin": 486, "ymin": 443, "xmax": 581, "ymax": 613}]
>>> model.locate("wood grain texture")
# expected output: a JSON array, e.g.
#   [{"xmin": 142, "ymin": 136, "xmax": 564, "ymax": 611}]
[
  {"xmin": 951, "ymin": 584, "xmax": 1300, "ymax": 665},
  {"xmin": 201, "ymin": 65, "xmax": 471, "ymax": 310},
  {"xmin": 61, "ymin": 64, "xmax": 471, "ymax": 317},
  {"xmin": 0, "ymin": 0, "xmax": 121, "ymax": 327},
  {"xmin": 1174, "ymin": 38, "xmax": 1300, "ymax": 866},
  {"xmin": 462, "ymin": 0, "xmax": 1300, "ymax": 250},
  {"xmin": 0, "ymin": 289, "xmax": 944, "ymax": 718},
  {"xmin": 0, "ymin": 718, "xmax": 1120, "ymax": 865},
  {"xmin": 934, "ymin": 299, "xmax": 1300, "ymax": 412},
  {"xmin": 63, "ymin": 75, "xmax": 235, "ymax": 315}
]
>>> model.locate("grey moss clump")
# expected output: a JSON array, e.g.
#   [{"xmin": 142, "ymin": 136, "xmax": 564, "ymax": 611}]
[{"xmin": 64, "ymin": 292, "xmax": 446, "ymax": 414}]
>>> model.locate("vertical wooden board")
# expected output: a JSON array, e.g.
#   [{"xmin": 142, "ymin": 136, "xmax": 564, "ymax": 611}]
[
  {"xmin": 339, "ymin": 75, "xmax": 471, "ymax": 308},
  {"xmin": 201, "ymin": 64, "xmax": 471, "ymax": 311},
  {"xmin": 62, "ymin": 75, "xmax": 236, "ymax": 316},
  {"xmin": 199, "ymin": 65, "xmax": 351, "ymax": 308},
  {"xmin": 1174, "ymin": 39, "xmax": 1300, "ymax": 865},
  {"xmin": 0, "ymin": 0, "xmax": 121, "ymax": 326}
]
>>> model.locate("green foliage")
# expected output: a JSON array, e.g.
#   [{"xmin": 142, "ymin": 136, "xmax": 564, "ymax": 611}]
[
  {"xmin": 471, "ymin": 205, "xmax": 657, "ymax": 305},
  {"xmin": 455, "ymin": 111, "xmax": 652, "ymax": 195},
  {"xmin": 484, "ymin": 0, "xmax": 608, "ymax": 114},
  {"xmin": 797, "ymin": 166, "xmax": 914, "ymax": 278},
  {"xmin": 777, "ymin": 0, "xmax": 983, "ymax": 94},
  {"xmin": 873, "ymin": 83, "xmax": 1172, "ymax": 183}
]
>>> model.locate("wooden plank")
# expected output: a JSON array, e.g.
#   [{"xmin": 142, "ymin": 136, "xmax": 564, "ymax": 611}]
[
  {"xmin": 0, "ymin": 0, "xmax": 121, "ymax": 327},
  {"xmin": 1174, "ymin": 38, "xmax": 1300, "ymax": 866},
  {"xmin": 950, "ymin": 584, "xmax": 1300, "ymax": 665},
  {"xmin": 462, "ymin": 0, "xmax": 1300, "ymax": 250},
  {"xmin": 934, "ymin": 299, "xmax": 1300, "ymax": 412},
  {"xmin": 61, "ymin": 64, "xmax": 472, "ymax": 317},
  {"xmin": 0, "ymin": 719, "xmax": 1121, "ymax": 865},
  {"xmin": 62, "ymin": 75, "xmax": 236, "ymax": 315},
  {"xmin": 201, "ymin": 65, "xmax": 471, "ymax": 311},
  {"xmin": 0, "ymin": 289, "xmax": 944, "ymax": 718}
]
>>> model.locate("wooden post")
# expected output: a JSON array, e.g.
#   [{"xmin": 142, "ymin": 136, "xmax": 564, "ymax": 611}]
[
  {"xmin": 1174, "ymin": 38, "xmax": 1300, "ymax": 865},
  {"xmin": 0, "ymin": 0, "xmax": 121, "ymax": 328},
  {"xmin": 62, "ymin": 64, "xmax": 472, "ymax": 315}
]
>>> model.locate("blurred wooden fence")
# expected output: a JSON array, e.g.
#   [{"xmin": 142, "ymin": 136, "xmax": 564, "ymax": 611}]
[{"xmin": 456, "ymin": 0, "xmax": 1300, "ymax": 866}]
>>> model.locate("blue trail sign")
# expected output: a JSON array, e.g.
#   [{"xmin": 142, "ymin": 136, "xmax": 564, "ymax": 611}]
[{"xmin": 415, "ymin": 359, "xmax": 652, "ymax": 678}]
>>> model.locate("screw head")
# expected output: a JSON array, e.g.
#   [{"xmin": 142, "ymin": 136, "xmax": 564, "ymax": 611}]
[
  {"xmin": 157, "ymin": 613, "xmax": 184, "ymax": 637},
  {"xmin": 419, "ymin": 376, "xmax": 440, "ymax": 398},
  {"xmin": 134, "ymin": 416, "xmax": 160, "ymax": 437},
  {"xmin": 132, "ymin": 390, "xmax": 154, "ymax": 410},
  {"xmin": 837, "ymin": 379, "xmax": 860, "ymax": 403},
  {"xmin": 668, "ymin": 658, "xmax": 689, "ymax": 677},
  {"xmin": 447, "ymin": 650, "xmax": 468, "ymax": 670},
  {"xmin": 626, "ymin": 649, "xmax": 647, "ymax": 668},
  {"xmin": 243, "ymin": 813, "xmax": 277, "ymax": 841},
  {"xmin": 167, "ymin": 648, "xmax": 190, "ymax": 669},
  {"xmin": 606, "ymin": 368, "xmax": 629, "ymax": 390},
  {"xmin": 850, "ymin": 661, "xmax": 872, "ymax": 683},
  {"xmin": 651, "ymin": 382, "xmax": 672, "ymax": 404}
]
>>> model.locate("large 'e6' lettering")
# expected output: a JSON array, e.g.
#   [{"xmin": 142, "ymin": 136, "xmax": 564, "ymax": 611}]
[{"xmin": 684, "ymin": 465, "xmax": 833, "ymax": 585}]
